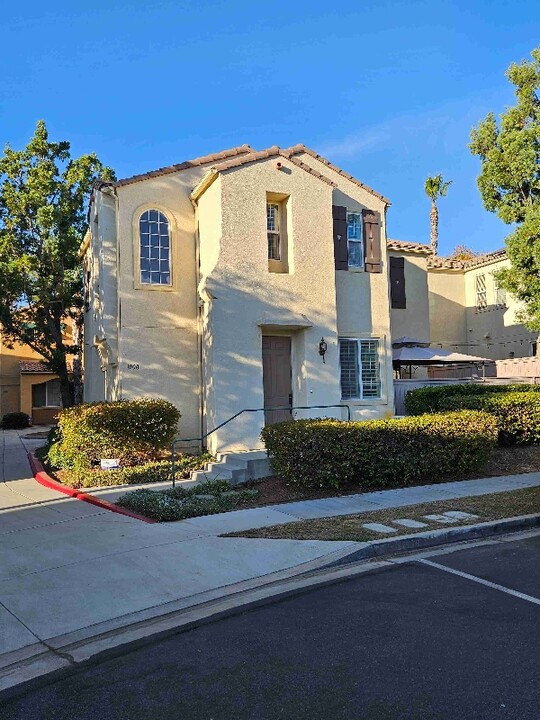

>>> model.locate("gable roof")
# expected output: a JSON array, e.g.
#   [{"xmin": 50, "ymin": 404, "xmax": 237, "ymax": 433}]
[
  {"xmin": 427, "ymin": 248, "xmax": 507, "ymax": 271},
  {"xmin": 114, "ymin": 145, "xmax": 254, "ymax": 188},
  {"xmin": 19, "ymin": 361, "xmax": 54, "ymax": 374},
  {"xmin": 285, "ymin": 144, "xmax": 391, "ymax": 205}
]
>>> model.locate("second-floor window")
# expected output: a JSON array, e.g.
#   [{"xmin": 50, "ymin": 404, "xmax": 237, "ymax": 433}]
[
  {"xmin": 139, "ymin": 209, "xmax": 171, "ymax": 285},
  {"xmin": 267, "ymin": 202, "xmax": 281, "ymax": 260},
  {"xmin": 475, "ymin": 273, "xmax": 487, "ymax": 311},
  {"xmin": 347, "ymin": 212, "xmax": 363, "ymax": 268},
  {"xmin": 494, "ymin": 280, "xmax": 507, "ymax": 307}
]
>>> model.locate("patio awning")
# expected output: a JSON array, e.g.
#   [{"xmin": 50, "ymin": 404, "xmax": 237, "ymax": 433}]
[{"xmin": 392, "ymin": 345, "xmax": 493, "ymax": 366}]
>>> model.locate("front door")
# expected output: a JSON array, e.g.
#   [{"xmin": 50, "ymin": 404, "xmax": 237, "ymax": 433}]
[{"xmin": 262, "ymin": 336, "xmax": 293, "ymax": 424}]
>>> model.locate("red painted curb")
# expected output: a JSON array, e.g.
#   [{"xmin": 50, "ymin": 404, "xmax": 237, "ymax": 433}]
[{"xmin": 28, "ymin": 452, "xmax": 156, "ymax": 523}]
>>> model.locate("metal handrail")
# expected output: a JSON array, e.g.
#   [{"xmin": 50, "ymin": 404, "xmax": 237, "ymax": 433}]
[{"xmin": 171, "ymin": 404, "xmax": 351, "ymax": 487}]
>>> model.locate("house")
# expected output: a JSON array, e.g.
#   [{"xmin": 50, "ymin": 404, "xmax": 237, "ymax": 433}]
[
  {"xmin": 387, "ymin": 241, "xmax": 539, "ymax": 373},
  {"xmin": 82, "ymin": 144, "xmax": 395, "ymax": 453},
  {"xmin": 0, "ymin": 331, "xmax": 63, "ymax": 425}
]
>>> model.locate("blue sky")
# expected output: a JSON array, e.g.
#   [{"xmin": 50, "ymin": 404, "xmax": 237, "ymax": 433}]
[{"xmin": 2, "ymin": 1, "xmax": 539, "ymax": 255}]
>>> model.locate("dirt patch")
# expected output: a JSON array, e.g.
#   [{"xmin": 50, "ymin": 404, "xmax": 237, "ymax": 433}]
[{"xmin": 225, "ymin": 486, "xmax": 540, "ymax": 541}]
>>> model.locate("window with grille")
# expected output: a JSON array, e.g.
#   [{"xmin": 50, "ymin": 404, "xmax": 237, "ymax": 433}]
[
  {"xmin": 139, "ymin": 210, "xmax": 171, "ymax": 285},
  {"xmin": 347, "ymin": 212, "xmax": 363, "ymax": 268},
  {"xmin": 494, "ymin": 280, "xmax": 507, "ymax": 307},
  {"xmin": 339, "ymin": 338, "xmax": 381, "ymax": 399},
  {"xmin": 267, "ymin": 202, "xmax": 281, "ymax": 260},
  {"xmin": 475, "ymin": 274, "xmax": 487, "ymax": 311}
]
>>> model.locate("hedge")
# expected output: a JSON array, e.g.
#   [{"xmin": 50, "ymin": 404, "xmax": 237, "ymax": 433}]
[
  {"xmin": 47, "ymin": 398, "xmax": 181, "ymax": 469},
  {"xmin": 261, "ymin": 411, "xmax": 498, "ymax": 490},
  {"xmin": 404, "ymin": 383, "xmax": 540, "ymax": 415},
  {"xmin": 1, "ymin": 412, "xmax": 30, "ymax": 429},
  {"xmin": 432, "ymin": 392, "xmax": 540, "ymax": 445}
]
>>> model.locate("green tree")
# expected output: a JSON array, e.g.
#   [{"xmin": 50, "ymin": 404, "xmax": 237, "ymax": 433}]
[
  {"xmin": 0, "ymin": 121, "xmax": 114, "ymax": 408},
  {"xmin": 470, "ymin": 46, "xmax": 540, "ymax": 329},
  {"xmin": 424, "ymin": 174, "xmax": 452, "ymax": 255}
]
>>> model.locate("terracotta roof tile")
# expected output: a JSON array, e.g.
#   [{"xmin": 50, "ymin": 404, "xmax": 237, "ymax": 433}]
[
  {"xmin": 285, "ymin": 145, "xmax": 391, "ymax": 205},
  {"xmin": 19, "ymin": 361, "xmax": 54, "ymax": 373},
  {"xmin": 463, "ymin": 248, "xmax": 506, "ymax": 269},
  {"xmin": 387, "ymin": 238, "xmax": 432, "ymax": 254},
  {"xmin": 114, "ymin": 145, "xmax": 254, "ymax": 188},
  {"xmin": 427, "ymin": 248, "xmax": 507, "ymax": 271}
]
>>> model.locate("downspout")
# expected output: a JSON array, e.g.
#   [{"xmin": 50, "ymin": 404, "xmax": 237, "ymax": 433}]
[
  {"xmin": 191, "ymin": 196, "xmax": 205, "ymax": 452},
  {"xmin": 100, "ymin": 183, "xmax": 120, "ymax": 401}
]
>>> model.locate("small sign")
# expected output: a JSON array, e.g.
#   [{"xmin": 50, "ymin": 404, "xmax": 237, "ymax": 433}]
[
  {"xmin": 101, "ymin": 458, "xmax": 120, "ymax": 470},
  {"xmin": 127, "ymin": 363, "xmax": 140, "ymax": 370}
]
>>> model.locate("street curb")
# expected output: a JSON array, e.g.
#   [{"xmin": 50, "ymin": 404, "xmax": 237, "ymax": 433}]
[
  {"xmin": 27, "ymin": 453, "xmax": 156, "ymax": 524},
  {"xmin": 316, "ymin": 513, "xmax": 540, "ymax": 568}
]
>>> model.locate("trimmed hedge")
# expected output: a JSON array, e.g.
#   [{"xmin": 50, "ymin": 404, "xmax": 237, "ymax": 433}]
[
  {"xmin": 432, "ymin": 392, "xmax": 540, "ymax": 445},
  {"xmin": 1, "ymin": 412, "xmax": 31, "ymax": 429},
  {"xmin": 59, "ymin": 455, "xmax": 212, "ymax": 489},
  {"xmin": 48, "ymin": 398, "xmax": 180, "ymax": 469},
  {"xmin": 404, "ymin": 383, "xmax": 540, "ymax": 415},
  {"xmin": 261, "ymin": 411, "xmax": 498, "ymax": 490}
]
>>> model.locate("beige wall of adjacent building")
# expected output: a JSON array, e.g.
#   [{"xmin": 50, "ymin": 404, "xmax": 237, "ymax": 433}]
[{"xmin": 388, "ymin": 251, "xmax": 431, "ymax": 342}]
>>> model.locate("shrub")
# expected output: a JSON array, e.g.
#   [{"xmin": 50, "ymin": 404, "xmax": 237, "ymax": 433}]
[
  {"xmin": 261, "ymin": 411, "xmax": 498, "ymax": 490},
  {"xmin": 48, "ymin": 398, "xmax": 181, "ymax": 469},
  {"xmin": 404, "ymin": 383, "xmax": 540, "ymax": 415},
  {"xmin": 435, "ymin": 392, "xmax": 540, "ymax": 445},
  {"xmin": 60, "ymin": 455, "xmax": 212, "ymax": 489},
  {"xmin": 1, "ymin": 412, "xmax": 31, "ymax": 429}
]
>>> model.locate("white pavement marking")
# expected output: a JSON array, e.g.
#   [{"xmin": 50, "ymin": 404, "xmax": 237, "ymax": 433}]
[
  {"xmin": 419, "ymin": 559, "xmax": 540, "ymax": 606},
  {"xmin": 362, "ymin": 523, "xmax": 398, "ymax": 534},
  {"xmin": 392, "ymin": 519, "xmax": 428, "ymax": 528}
]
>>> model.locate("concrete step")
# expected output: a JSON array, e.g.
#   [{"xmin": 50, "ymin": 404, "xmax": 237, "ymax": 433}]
[{"xmin": 191, "ymin": 450, "xmax": 271, "ymax": 486}]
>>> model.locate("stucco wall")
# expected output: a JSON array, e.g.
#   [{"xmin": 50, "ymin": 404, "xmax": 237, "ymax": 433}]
[
  {"xmin": 199, "ymin": 156, "xmax": 343, "ymax": 452},
  {"xmin": 388, "ymin": 251, "xmax": 430, "ymax": 342},
  {"xmin": 428, "ymin": 269, "xmax": 467, "ymax": 352},
  {"xmin": 463, "ymin": 258, "xmax": 538, "ymax": 360}
]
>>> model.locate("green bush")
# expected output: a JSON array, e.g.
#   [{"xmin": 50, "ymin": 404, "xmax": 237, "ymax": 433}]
[
  {"xmin": 261, "ymin": 411, "xmax": 498, "ymax": 490},
  {"xmin": 435, "ymin": 392, "xmax": 540, "ymax": 445},
  {"xmin": 60, "ymin": 454, "xmax": 212, "ymax": 488},
  {"xmin": 1, "ymin": 412, "xmax": 31, "ymax": 429},
  {"xmin": 48, "ymin": 398, "xmax": 181, "ymax": 469},
  {"xmin": 404, "ymin": 382, "xmax": 540, "ymax": 415}
]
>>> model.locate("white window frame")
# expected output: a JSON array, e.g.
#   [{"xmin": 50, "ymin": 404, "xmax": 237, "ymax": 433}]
[
  {"xmin": 494, "ymin": 278, "xmax": 507, "ymax": 307},
  {"xmin": 347, "ymin": 212, "xmax": 363, "ymax": 269},
  {"xmin": 267, "ymin": 202, "xmax": 281, "ymax": 260},
  {"xmin": 475, "ymin": 273, "xmax": 487, "ymax": 311},
  {"xmin": 33, "ymin": 380, "xmax": 61, "ymax": 408},
  {"xmin": 339, "ymin": 338, "xmax": 382, "ymax": 400}
]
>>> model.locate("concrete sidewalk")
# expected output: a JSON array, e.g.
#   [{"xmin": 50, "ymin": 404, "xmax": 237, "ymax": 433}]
[{"xmin": 1, "ymin": 426, "xmax": 540, "ymax": 687}]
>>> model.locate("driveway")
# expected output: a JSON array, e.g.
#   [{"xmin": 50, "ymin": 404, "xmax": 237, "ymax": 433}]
[{"xmin": 2, "ymin": 532, "xmax": 539, "ymax": 719}]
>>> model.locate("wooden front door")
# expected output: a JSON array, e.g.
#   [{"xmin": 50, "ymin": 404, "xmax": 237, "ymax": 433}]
[{"xmin": 262, "ymin": 336, "xmax": 293, "ymax": 424}]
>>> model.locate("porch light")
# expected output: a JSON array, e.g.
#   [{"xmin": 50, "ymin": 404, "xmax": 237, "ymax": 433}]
[{"xmin": 318, "ymin": 337, "xmax": 328, "ymax": 363}]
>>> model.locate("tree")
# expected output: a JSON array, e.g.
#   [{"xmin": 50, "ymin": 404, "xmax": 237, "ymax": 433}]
[
  {"xmin": 0, "ymin": 121, "xmax": 114, "ymax": 408},
  {"xmin": 424, "ymin": 174, "xmax": 453, "ymax": 255},
  {"xmin": 449, "ymin": 244, "xmax": 480, "ymax": 262},
  {"xmin": 470, "ymin": 46, "xmax": 540, "ymax": 329}
]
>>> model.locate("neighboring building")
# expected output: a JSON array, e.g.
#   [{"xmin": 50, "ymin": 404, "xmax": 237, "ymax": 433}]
[
  {"xmin": 82, "ymin": 144, "xmax": 395, "ymax": 453},
  {"xmin": 0, "ymin": 332, "xmax": 63, "ymax": 425},
  {"xmin": 387, "ymin": 242, "xmax": 539, "ymax": 366}
]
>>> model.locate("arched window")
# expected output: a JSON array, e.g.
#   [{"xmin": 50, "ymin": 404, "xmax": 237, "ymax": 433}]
[{"xmin": 139, "ymin": 209, "xmax": 171, "ymax": 285}]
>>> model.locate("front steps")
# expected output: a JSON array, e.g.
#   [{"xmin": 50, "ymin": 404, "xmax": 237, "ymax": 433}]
[{"xmin": 190, "ymin": 450, "xmax": 271, "ymax": 486}]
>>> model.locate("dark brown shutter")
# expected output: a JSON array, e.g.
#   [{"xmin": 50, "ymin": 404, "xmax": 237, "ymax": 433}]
[
  {"xmin": 332, "ymin": 205, "xmax": 348, "ymax": 271},
  {"xmin": 362, "ymin": 209, "xmax": 382, "ymax": 273},
  {"xmin": 390, "ymin": 256, "xmax": 406, "ymax": 308}
]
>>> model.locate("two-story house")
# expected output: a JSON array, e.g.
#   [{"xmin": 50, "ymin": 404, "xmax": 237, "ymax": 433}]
[{"xmin": 82, "ymin": 144, "xmax": 394, "ymax": 453}]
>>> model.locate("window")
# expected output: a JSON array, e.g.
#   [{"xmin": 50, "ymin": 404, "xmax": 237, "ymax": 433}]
[
  {"xmin": 139, "ymin": 210, "xmax": 171, "ymax": 285},
  {"xmin": 494, "ymin": 280, "xmax": 507, "ymax": 307},
  {"xmin": 267, "ymin": 202, "xmax": 281, "ymax": 260},
  {"xmin": 475, "ymin": 274, "xmax": 487, "ymax": 311},
  {"xmin": 32, "ymin": 380, "xmax": 61, "ymax": 408},
  {"xmin": 339, "ymin": 338, "xmax": 381, "ymax": 399},
  {"xmin": 347, "ymin": 212, "xmax": 363, "ymax": 268}
]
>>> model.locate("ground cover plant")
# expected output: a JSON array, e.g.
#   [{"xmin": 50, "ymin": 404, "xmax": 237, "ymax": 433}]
[
  {"xmin": 115, "ymin": 479, "xmax": 259, "ymax": 522},
  {"xmin": 261, "ymin": 410, "xmax": 497, "ymax": 490}
]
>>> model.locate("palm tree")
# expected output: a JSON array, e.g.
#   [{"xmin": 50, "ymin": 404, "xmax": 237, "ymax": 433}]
[{"xmin": 424, "ymin": 174, "xmax": 452, "ymax": 255}]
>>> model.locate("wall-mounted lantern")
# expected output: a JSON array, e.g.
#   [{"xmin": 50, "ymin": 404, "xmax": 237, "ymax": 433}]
[{"xmin": 318, "ymin": 337, "xmax": 328, "ymax": 363}]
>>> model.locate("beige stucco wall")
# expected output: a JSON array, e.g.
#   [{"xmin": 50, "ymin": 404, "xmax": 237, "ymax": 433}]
[
  {"xmin": 463, "ymin": 258, "xmax": 538, "ymax": 360},
  {"xmin": 428, "ymin": 269, "xmax": 467, "ymax": 352},
  {"xmin": 388, "ymin": 251, "xmax": 430, "ymax": 342}
]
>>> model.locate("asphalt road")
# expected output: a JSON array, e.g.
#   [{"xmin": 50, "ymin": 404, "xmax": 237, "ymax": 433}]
[{"xmin": 2, "ymin": 533, "xmax": 540, "ymax": 720}]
